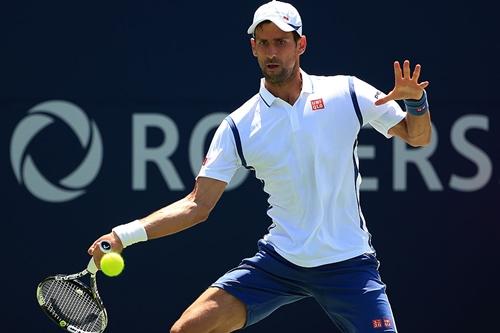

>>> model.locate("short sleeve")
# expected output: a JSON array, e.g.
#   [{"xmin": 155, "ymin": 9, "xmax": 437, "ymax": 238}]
[
  {"xmin": 197, "ymin": 120, "xmax": 241, "ymax": 183},
  {"xmin": 352, "ymin": 76, "xmax": 406, "ymax": 138}
]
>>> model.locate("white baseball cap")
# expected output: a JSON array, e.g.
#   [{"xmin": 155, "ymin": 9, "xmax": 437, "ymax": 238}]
[{"xmin": 247, "ymin": 1, "xmax": 303, "ymax": 36}]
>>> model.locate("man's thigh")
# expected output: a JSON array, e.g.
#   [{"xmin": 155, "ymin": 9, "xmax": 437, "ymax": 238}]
[
  {"xmin": 211, "ymin": 245, "xmax": 310, "ymax": 328},
  {"xmin": 311, "ymin": 254, "xmax": 397, "ymax": 333}
]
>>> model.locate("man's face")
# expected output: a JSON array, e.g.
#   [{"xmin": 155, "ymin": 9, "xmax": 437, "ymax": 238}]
[{"xmin": 251, "ymin": 22, "xmax": 306, "ymax": 85}]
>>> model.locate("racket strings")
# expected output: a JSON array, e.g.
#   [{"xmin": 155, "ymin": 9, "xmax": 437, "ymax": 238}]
[{"xmin": 40, "ymin": 278, "xmax": 105, "ymax": 332}]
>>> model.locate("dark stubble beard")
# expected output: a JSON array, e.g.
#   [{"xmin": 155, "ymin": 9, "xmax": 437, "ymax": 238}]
[{"xmin": 260, "ymin": 60, "xmax": 299, "ymax": 85}]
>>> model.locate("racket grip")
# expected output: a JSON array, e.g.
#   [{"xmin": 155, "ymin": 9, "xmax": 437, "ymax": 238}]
[
  {"xmin": 87, "ymin": 257, "xmax": 99, "ymax": 274},
  {"xmin": 87, "ymin": 241, "xmax": 111, "ymax": 274}
]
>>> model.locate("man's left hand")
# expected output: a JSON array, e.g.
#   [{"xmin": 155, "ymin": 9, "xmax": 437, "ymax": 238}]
[{"xmin": 375, "ymin": 60, "xmax": 429, "ymax": 105}]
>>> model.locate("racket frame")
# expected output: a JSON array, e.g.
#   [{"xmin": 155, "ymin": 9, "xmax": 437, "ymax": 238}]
[{"xmin": 36, "ymin": 241, "xmax": 111, "ymax": 333}]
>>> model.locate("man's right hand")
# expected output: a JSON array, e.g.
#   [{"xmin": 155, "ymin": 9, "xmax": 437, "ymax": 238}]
[{"xmin": 87, "ymin": 232, "xmax": 124, "ymax": 269}]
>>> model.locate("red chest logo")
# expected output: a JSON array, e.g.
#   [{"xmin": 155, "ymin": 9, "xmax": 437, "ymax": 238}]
[{"xmin": 310, "ymin": 98, "xmax": 325, "ymax": 111}]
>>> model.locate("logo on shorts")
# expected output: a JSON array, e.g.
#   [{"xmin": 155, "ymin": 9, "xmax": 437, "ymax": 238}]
[
  {"xmin": 310, "ymin": 98, "xmax": 325, "ymax": 111},
  {"xmin": 374, "ymin": 90, "xmax": 382, "ymax": 99},
  {"xmin": 372, "ymin": 319, "xmax": 382, "ymax": 328},
  {"xmin": 372, "ymin": 318, "xmax": 392, "ymax": 329}
]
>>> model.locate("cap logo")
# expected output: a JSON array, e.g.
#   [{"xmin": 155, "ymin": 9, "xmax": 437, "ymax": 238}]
[{"xmin": 283, "ymin": 16, "xmax": 289, "ymax": 21}]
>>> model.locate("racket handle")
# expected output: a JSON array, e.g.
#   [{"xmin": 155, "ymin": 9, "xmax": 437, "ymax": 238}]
[
  {"xmin": 87, "ymin": 257, "xmax": 99, "ymax": 274},
  {"xmin": 87, "ymin": 241, "xmax": 112, "ymax": 274}
]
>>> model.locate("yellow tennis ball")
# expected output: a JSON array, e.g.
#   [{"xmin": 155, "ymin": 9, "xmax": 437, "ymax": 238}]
[{"xmin": 100, "ymin": 252, "xmax": 124, "ymax": 277}]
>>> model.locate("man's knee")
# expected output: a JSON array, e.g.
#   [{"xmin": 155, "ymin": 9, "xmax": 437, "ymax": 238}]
[
  {"xmin": 169, "ymin": 321, "xmax": 182, "ymax": 333},
  {"xmin": 169, "ymin": 310, "xmax": 225, "ymax": 333},
  {"xmin": 170, "ymin": 305, "xmax": 209, "ymax": 333},
  {"xmin": 169, "ymin": 317, "xmax": 192, "ymax": 333},
  {"xmin": 169, "ymin": 288, "xmax": 246, "ymax": 333}
]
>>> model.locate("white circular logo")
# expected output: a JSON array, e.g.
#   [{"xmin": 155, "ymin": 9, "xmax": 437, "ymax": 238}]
[{"xmin": 10, "ymin": 100, "xmax": 103, "ymax": 203}]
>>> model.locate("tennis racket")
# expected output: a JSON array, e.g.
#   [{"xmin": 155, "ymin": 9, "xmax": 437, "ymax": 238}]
[{"xmin": 36, "ymin": 241, "xmax": 112, "ymax": 333}]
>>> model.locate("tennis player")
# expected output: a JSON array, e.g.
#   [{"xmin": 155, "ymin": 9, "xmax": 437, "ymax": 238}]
[{"xmin": 89, "ymin": 1, "xmax": 431, "ymax": 332}]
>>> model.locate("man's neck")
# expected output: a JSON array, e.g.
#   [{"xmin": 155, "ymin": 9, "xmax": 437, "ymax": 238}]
[{"xmin": 265, "ymin": 70, "xmax": 303, "ymax": 106}]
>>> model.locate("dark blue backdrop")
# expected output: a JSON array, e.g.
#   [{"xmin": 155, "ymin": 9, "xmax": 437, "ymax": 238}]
[{"xmin": 1, "ymin": 1, "xmax": 498, "ymax": 332}]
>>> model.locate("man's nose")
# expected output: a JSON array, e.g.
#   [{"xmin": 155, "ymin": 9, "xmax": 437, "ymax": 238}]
[{"xmin": 266, "ymin": 46, "xmax": 278, "ymax": 58}]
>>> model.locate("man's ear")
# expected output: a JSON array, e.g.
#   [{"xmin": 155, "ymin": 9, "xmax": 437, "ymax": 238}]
[
  {"xmin": 250, "ymin": 38, "xmax": 257, "ymax": 57},
  {"xmin": 298, "ymin": 35, "xmax": 307, "ymax": 55}
]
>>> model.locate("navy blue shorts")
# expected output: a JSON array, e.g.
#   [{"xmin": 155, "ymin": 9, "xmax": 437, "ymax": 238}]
[{"xmin": 211, "ymin": 241, "xmax": 397, "ymax": 332}]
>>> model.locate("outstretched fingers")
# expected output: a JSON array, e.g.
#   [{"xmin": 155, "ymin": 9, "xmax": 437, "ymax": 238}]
[
  {"xmin": 403, "ymin": 60, "xmax": 411, "ymax": 79},
  {"xmin": 374, "ymin": 91, "xmax": 395, "ymax": 106},
  {"xmin": 376, "ymin": 59, "xmax": 429, "ymax": 105},
  {"xmin": 412, "ymin": 64, "xmax": 422, "ymax": 82},
  {"xmin": 393, "ymin": 61, "xmax": 402, "ymax": 81},
  {"xmin": 419, "ymin": 81, "xmax": 430, "ymax": 89}
]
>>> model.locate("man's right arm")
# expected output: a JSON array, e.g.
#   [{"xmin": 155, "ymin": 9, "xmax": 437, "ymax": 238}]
[
  {"xmin": 88, "ymin": 176, "xmax": 227, "ymax": 265},
  {"xmin": 140, "ymin": 176, "xmax": 227, "ymax": 239}
]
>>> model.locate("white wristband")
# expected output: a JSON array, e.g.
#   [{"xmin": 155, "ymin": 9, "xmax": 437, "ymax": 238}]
[{"xmin": 112, "ymin": 220, "xmax": 148, "ymax": 248}]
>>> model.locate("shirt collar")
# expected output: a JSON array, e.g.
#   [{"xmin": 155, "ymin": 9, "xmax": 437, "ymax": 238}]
[{"xmin": 258, "ymin": 69, "xmax": 314, "ymax": 108}]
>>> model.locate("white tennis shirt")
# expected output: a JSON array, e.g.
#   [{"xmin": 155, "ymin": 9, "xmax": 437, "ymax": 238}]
[{"xmin": 198, "ymin": 70, "xmax": 405, "ymax": 267}]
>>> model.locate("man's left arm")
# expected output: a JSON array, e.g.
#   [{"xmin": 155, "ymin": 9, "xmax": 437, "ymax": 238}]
[{"xmin": 376, "ymin": 60, "xmax": 431, "ymax": 147}]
